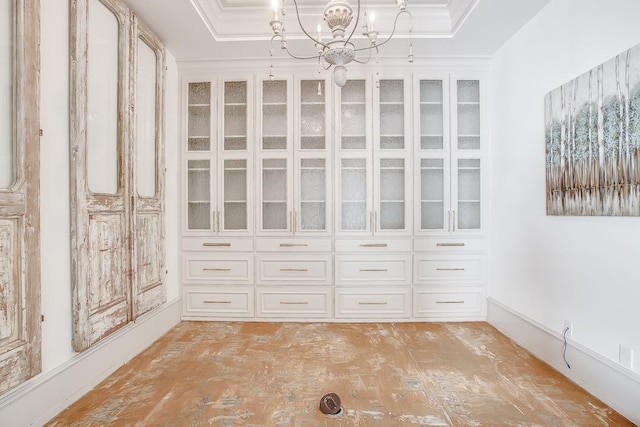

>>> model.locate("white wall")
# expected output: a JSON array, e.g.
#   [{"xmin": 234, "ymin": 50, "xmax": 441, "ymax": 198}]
[
  {"xmin": 490, "ymin": 0, "xmax": 640, "ymax": 377},
  {"xmin": 38, "ymin": 0, "xmax": 181, "ymax": 374},
  {"xmin": 0, "ymin": 0, "xmax": 181, "ymax": 424}
]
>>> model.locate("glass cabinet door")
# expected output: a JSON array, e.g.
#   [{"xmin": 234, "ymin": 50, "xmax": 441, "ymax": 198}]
[
  {"xmin": 261, "ymin": 158, "xmax": 289, "ymax": 231},
  {"xmin": 299, "ymin": 79, "xmax": 326, "ymax": 150},
  {"xmin": 455, "ymin": 158, "xmax": 481, "ymax": 230},
  {"xmin": 340, "ymin": 79, "xmax": 368, "ymax": 150},
  {"xmin": 378, "ymin": 158, "xmax": 405, "ymax": 231},
  {"xmin": 453, "ymin": 78, "xmax": 482, "ymax": 231},
  {"xmin": 419, "ymin": 158, "xmax": 446, "ymax": 231},
  {"xmin": 187, "ymin": 82, "xmax": 211, "ymax": 152},
  {"xmin": 223, "ymin": 81, "xmax": 248, "ymax": 151},
  {"xmin": 418, "ymin": 79, "xmax": 447, "ymax": 150},
  {"xmin": 262, "ymin": 79, "xmax": 288, "ymax": 150},
  {"xmin": 186, "ymin": 159, "xmax": 211, "ymax": 230},
  {"xmin": 340, "ymin": 158, "xmax": 368, "ymax": 231},
  {"xmin": 221, "ymin": 159, "xmax": 248, "ymax": 231},
  {"xmin": 455, "ymin": 80, "xmax": 481, "ymax": 150},
  {"xmin": 298, "ymin": 158, "xmax": 326, "ymax": 231},
  {"xmin": 378, "ymin": 79, "xmax": 405, "ymax": 150}
]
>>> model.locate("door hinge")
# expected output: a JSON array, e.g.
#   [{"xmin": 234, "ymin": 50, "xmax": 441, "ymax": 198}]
[
  {"xmin": 39, "ymin": 129, "xmax": 43, "ymax": 137},
  {"xmin": 41, "ymin": 315, "xmax": 45, "ymax": 322}
]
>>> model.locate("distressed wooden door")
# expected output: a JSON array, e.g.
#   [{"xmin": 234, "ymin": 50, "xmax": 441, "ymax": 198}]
[
  {"xmin": 70, "ymin": 0, "xmax": 166, "ymax": 352},
  {"xmin": 129, "ymin": 16, "xmax": 166, "ymax": 318},
  {"xmin": 70, "ymin": 0, "xmax": 132, "ymax": 351},
  {"xmin": 0, "ymin": 0, "xmax": 41, "ymax": 393}
]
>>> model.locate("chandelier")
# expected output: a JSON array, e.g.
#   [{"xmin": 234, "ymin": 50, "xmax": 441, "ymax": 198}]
[{"xmin": 268, "ymin": 0, "xmax": 413, "ymax": 87}]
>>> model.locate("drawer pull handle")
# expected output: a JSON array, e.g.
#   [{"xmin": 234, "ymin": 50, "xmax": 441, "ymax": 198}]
[
  {"xmin": 279, "ymin": 243, "xmax": 309, "ymax": 248},
  {"xmin": 436, "ymin": 243, "xmax": 465, "ymax": 247},
  {"xmin": 360, "ymin": 269, "xmax": 388, "ymax": 272},
  {"xmin": 436, "ymin": 268, "xmax": 465, "ymax": 271},
  {"xmin": 359, "ymin": 302, "xmax": 388, "ymax": 305},
  {"xmin": 202, "ymin": 242, "xmax": 231, "ymax": 247},
  {"xmin": 359, "ymin": 243, "xmax": 388, "ymax": 248},
  {"xmin": 203, "ymin": 300, "xmax": 232, "ymax": 304},
  {"xmin": 280, "ymin": 301, "xmax": 309, "ymax": 305},
  {"xmin": 203, "ymin": 268, "xmax": 232, "ymax": 272},
  {"xmin": 280, "ymin": 268, "xmax": 309, "ymax": 272},
  {"xmin": 436, "ymin": 301, "xmax": 465, "ymax": 304}
]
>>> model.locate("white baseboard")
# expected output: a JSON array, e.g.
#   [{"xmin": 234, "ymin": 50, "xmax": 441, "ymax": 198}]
[
  {"xmin": 0, "ymin": 298, "xmax": 182, "ymax": 427},
  {"xmin": 487, "ymin": 297, "xmax": 640, "ymax": 425}
]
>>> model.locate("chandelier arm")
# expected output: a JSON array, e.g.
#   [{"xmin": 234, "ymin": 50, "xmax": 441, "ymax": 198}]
[
  {"xmin": 352, "ymin": 45, "xmax": 374, "ymax": 64},
  {"xmin": 292, "ymin": 0, "xmax": 330, "ymax": 49},
  {"xmin": 344, "ymin": 0, "xmax": 362, "ymax": 45},
  {"xmin": 283, "ymin": 48, "xmax": 324, "ymax": 61},
  {"xmin": 354, "ymin": 10, "xmax": 412, "ymax": 51}
]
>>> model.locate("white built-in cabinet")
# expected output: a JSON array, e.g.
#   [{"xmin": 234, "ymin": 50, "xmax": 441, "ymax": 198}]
[
  {"xmin": 183, "ymin": 77, "xmax": 255, "ymax": 318},
  {"xmin": 181, "ymin": 68, "xmax": 487, "ymax": 322},
  {"xmin": 334, "ymin": 75, "xmax": 413, "ymax": 318},
  {"xmin": 254, "ymin": 76, "xmax": 333, "ymax": 318},
  {"xmin": 412, "ymin": 74, "xmax": 487, "ymax": 319}
]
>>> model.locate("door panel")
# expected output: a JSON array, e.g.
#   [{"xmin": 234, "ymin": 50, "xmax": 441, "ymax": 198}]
[
  {"xmin": 0, "ymin": 0, "xmax": 41, "ymax": 394},
  {"xmin": 130, "ymin": 16, "xmax": 166, "ymax": 318}
]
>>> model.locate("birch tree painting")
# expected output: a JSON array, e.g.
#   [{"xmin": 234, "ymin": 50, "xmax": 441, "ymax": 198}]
[{"xmin": 545, "ymin": 43, "xmax": 640, "ymax": 216}]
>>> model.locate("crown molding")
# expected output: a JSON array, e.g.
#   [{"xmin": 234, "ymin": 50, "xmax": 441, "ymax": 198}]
[{"xmin": 190, "ymin": 0, "xmax": 479, "ymax": 42}]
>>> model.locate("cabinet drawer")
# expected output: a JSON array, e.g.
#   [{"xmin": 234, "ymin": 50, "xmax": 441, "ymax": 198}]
[
  {"xmin": 182, "ymin": 237, "xmax": 253, "ymax": 252},
  {"xmin": 413, "ymin": 237, "xmax": 487, "ymax": 253},
  {"xmin": 183, "ymin": 287, "xmax": 254, "ymax": 318},
  {"xmin": 255, "ymin": 238, "xmax": 332, "ymax": 252},
  {"xmin": 413, "ymin": 288, "xmax": 484, "ymax": 318},
  {"xmin": 335, "ymin": 288, "xmax": 410, "ymax": 318},
  {"xmin": 414, "ymin": 255, "xmax": 485, "ymax": 283},
  {"xmin": 335, "ymin": 238, "xmax": 411, "ymax": 253},
  {"xmin": 256, "ymin": 255, "xmax": 332, "ymax": 285},
  {"xmin": 257, "ymin": 287, "xmax": 332, "ymax": 318},
  {"xmin": 183, "ymin": 254, "xmax": 252, "ymax": 283},
  {"xmin": 336, "ymin": 255, "xmax": 411, "ymax": 285}
]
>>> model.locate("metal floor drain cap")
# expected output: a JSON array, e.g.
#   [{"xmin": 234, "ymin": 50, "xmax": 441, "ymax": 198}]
[{"xmin": 319, "ymin": 392, "xmax": 342, "ymax": 416}]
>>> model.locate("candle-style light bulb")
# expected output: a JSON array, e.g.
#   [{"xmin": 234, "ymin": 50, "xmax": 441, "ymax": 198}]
[
  {"xmin": 370, "ymin": 12, "xmax": 375, "ymax": 32},
  {"xmin": 271, "ymin": 0, "xmax": 278, "ymax": 21},
  {"xmin": 317, "ymin": 24, "xmax": 322, "ymax": 42}
]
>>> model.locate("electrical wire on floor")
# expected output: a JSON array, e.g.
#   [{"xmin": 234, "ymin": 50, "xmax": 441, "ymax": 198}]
[{"xmin": 562, "ymin": 326, "xmax": 571, "ymax": 369}]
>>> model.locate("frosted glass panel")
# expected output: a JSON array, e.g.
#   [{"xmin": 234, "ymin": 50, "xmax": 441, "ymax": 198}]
[
  {"xmin": 263, "ymin": 80, "xmax": 287, "ymax": 150},
  {"xmin": 87, "ymin": 0, "xmax": 119, "ymax": 194},
  {"xmin": 341, "ymin": 158, "xmax": 367, "ymax": 230},
  {"xmin": 135, "ymin": 37, "xmax": 157, "ymax": 198},
  {"xmin": 224, "ymin": 81, "xmax": 247, "ymax": 150},
  {"xmin": 300, "ymin": 80, "xmax": 326, "ymax": 150},
  {"xmin": 379, "ymin": 159, "xmax": 404, "ymax": 230},
  {"xmin": 0, "ymin": 0, "xmax": 13, "ymax": 188},
  {"xmin": 379, "ymin": 80, "xmax": 404, "ymax": 149},
  {"xmin": 420, "ymin": 80, "xmax": 444, "ymax": 150},
  {"xmin": 420, "ymin": 159, "xmax": 444, "ymax": 230},
  {"xmin": 300, "ymin": 158, "xmax": 326, "ymax": 230},
  {"xmin": 187, "ymin": 160, "xmax": 210, "ymax": 230},
  {"xmin": 187, "ymin": 82, "xmax": 210, "ymax": 151},
  {"xmin": 223, "ymin": 159, "xmax": 247, "ymax": 230},
  {"xmin": 457, "ymin": 159, "xmax": 481, "ymax": 229},
  {"xmin": 262, "ymin": 158, "xmax": 287, "ymax": 230},
  {"xmin": 457, "ymin": 80, "xmax": 480, "ymax": 150},
  {"xmin": 341, "ymin": 80, "xmax": 366, "ymax": 149},
  {"xmin": 341, "ymin": 104, "xmax": 366, "ymax": 149}
]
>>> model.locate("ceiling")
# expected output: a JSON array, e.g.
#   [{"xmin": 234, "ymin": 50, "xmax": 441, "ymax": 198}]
[{"xmin": 122, "ymin": 0, "xmax": 552, "ymax": 62}]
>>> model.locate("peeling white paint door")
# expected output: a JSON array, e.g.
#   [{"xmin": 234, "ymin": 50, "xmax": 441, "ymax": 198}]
[
  {"xmin": 0, "ymin": 0, "xmax": 41, "ymax": 394},
  {"xmin": 129, "ymin": 17, "xmax": 166, "ymax": 318},
  {"xmin": 70, "ymin": 0, "xmax": 166, "ymax": 352}
]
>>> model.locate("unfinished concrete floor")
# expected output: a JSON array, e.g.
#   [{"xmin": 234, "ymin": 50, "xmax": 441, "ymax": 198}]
[{"xmin": 48, "ymin": 322, "xmax": 633, "ymax": 426}]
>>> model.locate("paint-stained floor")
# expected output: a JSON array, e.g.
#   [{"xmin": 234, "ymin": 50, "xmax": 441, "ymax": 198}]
[{"xmin": 47, "ymin": 322, "xmax": 633, "ymax": 426}]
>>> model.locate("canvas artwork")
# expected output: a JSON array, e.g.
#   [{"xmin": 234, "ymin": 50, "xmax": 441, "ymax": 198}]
[{"xmin": 545, "ymin": 43, "xmax": 640, "ymax": 216}]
